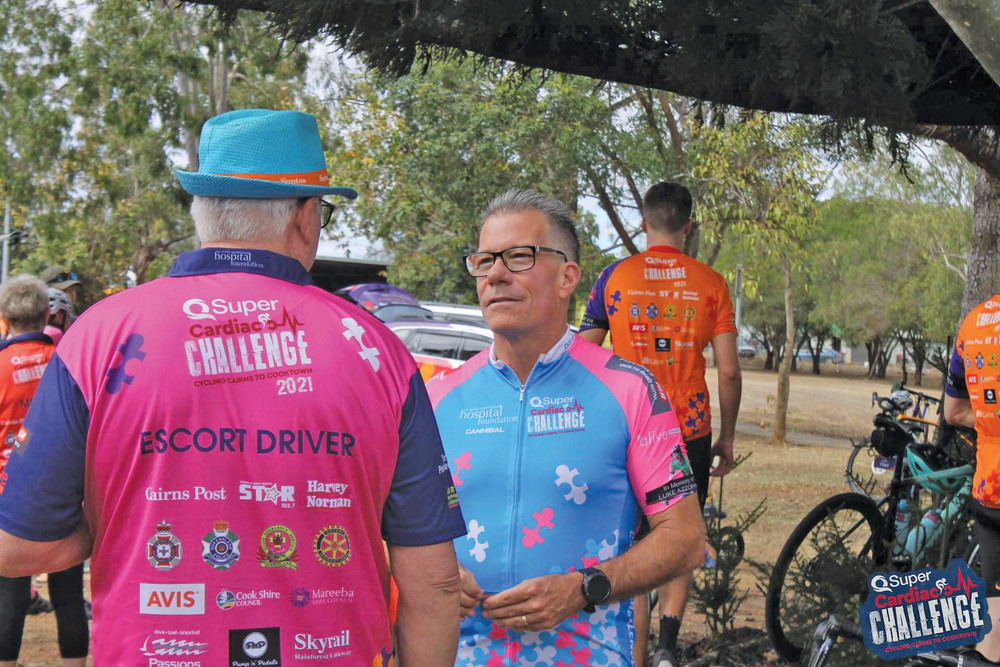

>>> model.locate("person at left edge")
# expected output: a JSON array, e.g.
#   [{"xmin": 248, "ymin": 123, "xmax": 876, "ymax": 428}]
[
  {"xmin": 0, "ymin": 108, "xmax": 466, "ymax": 666},
  {"xmin": 428, "ymin": 189, "xmax": 705, "ymax": 665}
]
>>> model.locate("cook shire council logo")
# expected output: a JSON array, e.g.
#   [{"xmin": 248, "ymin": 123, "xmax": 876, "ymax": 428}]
[{"xmin": 859, "ymin": 559, "xmax": 992, "ymax": 660}]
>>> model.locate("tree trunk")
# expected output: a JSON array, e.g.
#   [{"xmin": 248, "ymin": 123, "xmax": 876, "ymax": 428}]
[
  {"xmin": 772, "ymin": 251, "xmax": 794, "ymax": 445},
  {"xmin": 963, "ymin": 166, "xmax": 1000, "ymax": 317}
]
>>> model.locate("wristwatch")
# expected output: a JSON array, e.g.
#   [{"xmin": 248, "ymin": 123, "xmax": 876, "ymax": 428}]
[{"xmin": 580, "ymin": 567, "xmax": 612, "ymax": 612}]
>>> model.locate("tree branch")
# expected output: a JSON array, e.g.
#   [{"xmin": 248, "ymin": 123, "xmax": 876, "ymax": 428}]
[{"xmin": 586, "ymin": 167, "xmax": 639, "ymax": 255}]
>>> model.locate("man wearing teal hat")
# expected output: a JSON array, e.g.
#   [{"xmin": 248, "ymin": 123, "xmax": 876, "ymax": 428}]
[{"xmin": 0, "ymin": 109, "xmax": 466, "ymax": 666}]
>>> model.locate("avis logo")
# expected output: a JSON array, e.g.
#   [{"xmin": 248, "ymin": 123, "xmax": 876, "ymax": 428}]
[{"xmin": 139, "ymin": 583, "xmax": 205, "ymax": 615}]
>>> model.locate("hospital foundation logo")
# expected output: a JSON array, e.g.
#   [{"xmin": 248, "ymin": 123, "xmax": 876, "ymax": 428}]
[
  {"xmin": 859, "ymin": 559, "xmax": 992, "ymax": 659},
  {"xmin": 147, "ymin": 520, "xmax": 182, "ymax": 570},
  {"xmin": 202, "ymin": 520, "xmax": 241, "ymax": 570},
  {"xmin": 258, "ymin": 525, "xmax": 298, "ymax": 569},
  {"xmin": 314, "ymin": 525, "xmax": 351, "ymax": 567}
]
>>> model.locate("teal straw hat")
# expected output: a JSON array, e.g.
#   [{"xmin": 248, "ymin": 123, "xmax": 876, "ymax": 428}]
[{"xmin": 176, "ymin": 109, "xmax": 358, "ymax": 200}]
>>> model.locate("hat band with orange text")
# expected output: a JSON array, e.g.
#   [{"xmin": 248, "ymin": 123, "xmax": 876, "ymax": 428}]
[{"xmin": 217, "ymin": 168, "xmax": 330, "ymax": 186}]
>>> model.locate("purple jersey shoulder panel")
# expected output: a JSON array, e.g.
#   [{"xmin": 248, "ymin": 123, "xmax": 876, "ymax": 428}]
[
  {"xmin": 580, "ymin": 260, "xmax": 624, "ymax": 331},
  {"xmin": 0, "ymin": 352, "xmax": 88, "ymax": 540},
  {"xmin": 946, "ymin": 345, "xmax": 969, "ymax": 398},
  {"xmin": 384, "ymin": 370, "xmax": 467, "ymax": 545}
]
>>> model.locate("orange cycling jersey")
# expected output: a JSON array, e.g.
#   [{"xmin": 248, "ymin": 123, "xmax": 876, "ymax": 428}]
[
  {"xmin": 0, "ymin": 332, "xmax": 54, "ymax": 489},
  {"xmin": 581, "ymin": 245, "xmax": 736, "ymax": 440},
  {"xmin": 946, "ymin": 294, "xmax": 1000, "ymax": 508}
]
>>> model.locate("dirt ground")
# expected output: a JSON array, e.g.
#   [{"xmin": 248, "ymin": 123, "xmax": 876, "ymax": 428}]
[{"xmin": 18, "ymin": 362, "xmax": 936, "ymax": 665}]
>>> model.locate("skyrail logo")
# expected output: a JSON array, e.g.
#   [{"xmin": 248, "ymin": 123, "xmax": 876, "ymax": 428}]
[{"xmin": 182, "ymin": 298, "xmax": 280, "ymax": 322}]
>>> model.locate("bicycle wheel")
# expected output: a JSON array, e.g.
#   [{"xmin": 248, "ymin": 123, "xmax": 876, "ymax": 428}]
[
  {"xmin": 766, "ymin": 493, "xmax": 887, "ymax": 664},
  {"xmin": 846, "ymin": 438, "xmax": 895, "ymax": 500}
]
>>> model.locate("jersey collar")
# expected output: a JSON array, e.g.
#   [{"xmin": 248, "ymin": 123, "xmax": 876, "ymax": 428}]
[
  {"xmin": 647, "ymin": 245, "xmax": 683, "ymax": 254},
  {"xmin": 488, "ymin": 326, "xmax": 575, "ymax": 370},
  {"xmin": 0, "ymin": 331, "xmax": 53, "ymax": 352},
  {"xmin": 167, "ymin": 248, "xmax": 313, "ymax": 285}
]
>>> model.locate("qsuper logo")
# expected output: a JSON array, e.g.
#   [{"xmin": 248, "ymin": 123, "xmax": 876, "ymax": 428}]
[
  {"xmin": 182, "ymin": 298, "xmax": 280, "ymax": 322},
  {"xmin": 528, "ymin": 395, "xmax": 575, "ymax": 409},
  {"xmin": 139, "ymin": 583, "xmax": 205, "ymax": 615}
]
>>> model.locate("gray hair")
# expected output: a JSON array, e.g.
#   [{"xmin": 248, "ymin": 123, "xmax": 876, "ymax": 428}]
[
  {"xmin": 190, "ymin": 196, "xmax": 301, "ymax": 242},
  {"xmin": 0, "ymin": 275, "xmax": 49, "ymax": 333},
  {"xmin": 479, "ymin": 189, "xmax": 581, "ymax": 262}
]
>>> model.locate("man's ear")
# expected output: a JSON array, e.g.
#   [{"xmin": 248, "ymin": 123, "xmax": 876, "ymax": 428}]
[
  {"xmin": 286, "ymin": 198, "xmax": 316, "ymax": 245},
  {"xmin": 683, "ymin": 219, "xmax": 695, "ymax": 237},
  {"xmin": 558, "ymin": 261, "xmax": 582, "ymax": 300},
  {"xmin": 641, "ymin": 217, "xmax": 648, "ymax": 234}
]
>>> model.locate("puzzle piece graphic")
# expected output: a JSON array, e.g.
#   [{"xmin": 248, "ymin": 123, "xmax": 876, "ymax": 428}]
[
  {"xmin": 521, "ymin": 508, "xmax": 555, "ymax": 548},
  {"xmin": 342, "ymin": 317, "xmax": 381, "ymax": 372},
  {"xmin": 452, "ymin": 451, "xmax": 472, "ymax": 487},
  {"xmin": 467, "ymin": 519, "xmax": 489, "ymax": 562},
  {"xmin": 555, "ymin": 465, "xmax": 588, "ymax": 505},
  {"xmin": 106, "ymin": 334, "xmax": 146, "ymax": 394},
  {"xmin": 520, "ymin": 644, "xmax": 557, "ymax": 666},
  {"xmin": 487, "ymin": 641, "xmax": 521, "ymax": 667},
  {"xmin": 456, "ymin": 634, "xmax": 491, "ymax": 665}
]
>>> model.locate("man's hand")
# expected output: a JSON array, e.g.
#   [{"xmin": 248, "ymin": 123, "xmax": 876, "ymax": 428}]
[
  {"xmin": 710, "ymin": 438, "xmax": 734, "ymax": 476},
  {"xmin": 481, "ymin": 572, "xmax": 584, "ymax": 631},
  {"xmin": 458, "ymin": 563, "xmax": 486, "ymax": 618}
]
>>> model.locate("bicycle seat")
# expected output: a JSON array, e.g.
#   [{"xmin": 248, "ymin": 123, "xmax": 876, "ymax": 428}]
[{"xmin": 871, "ymin": 414, "xmax": 910, "ymax": 457}]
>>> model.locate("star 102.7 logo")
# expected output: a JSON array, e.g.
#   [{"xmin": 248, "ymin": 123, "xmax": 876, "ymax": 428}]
[{"xmin": 859, "ymin": 559, "xmax": 992, "ymax": 659}]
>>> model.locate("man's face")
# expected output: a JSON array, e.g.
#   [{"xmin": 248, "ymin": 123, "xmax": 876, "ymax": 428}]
[{"xmin": 476, "ymin": 209, "xmax": 578, "ymax": 340}]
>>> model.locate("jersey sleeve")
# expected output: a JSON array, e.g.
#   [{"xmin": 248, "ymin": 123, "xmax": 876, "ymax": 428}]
[
  {"xmin": 382, "ymin": 371, "xmax": 467, "ymax": 546},
  {"xmin": 945, "ymin": 343, "xmax": 968, "ymax": 399},
  {"xmin": 580, "ymin": 265, "xmax": 613, "ymax": 331},
  {"xmin": 0, "ymin": 353, "xmax": 89, "ymax": 541},
  {"xmin": 601, "ymin": 356, "xmax": 698, "ymax": 515},
  {"xmin": 712, "ymin": 276, "xmax": 738, "ymax": 337}
]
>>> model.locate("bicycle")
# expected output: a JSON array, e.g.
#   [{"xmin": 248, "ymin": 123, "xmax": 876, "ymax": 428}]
[
  {"xmin": 846, "ymin": 387, "xmax": 976, "ymax": 500},
  {"xmin": 806, "ymin": 615, "xmax": 996, "ymax": 667},
  {"xmin": 767, "ymin": 405, "xmax": 977, "ymax": 664}
]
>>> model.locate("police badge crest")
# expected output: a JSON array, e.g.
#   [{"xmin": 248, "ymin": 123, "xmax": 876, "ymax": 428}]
[{"xmin": 202, "ymin": 520, "xmax": 240, "ymax": 570}]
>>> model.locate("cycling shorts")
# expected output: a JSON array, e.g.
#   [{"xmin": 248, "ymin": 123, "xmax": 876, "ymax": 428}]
[{"xmin": 973, "ymin": 502, "xmax": 1000, "ymax": 597}]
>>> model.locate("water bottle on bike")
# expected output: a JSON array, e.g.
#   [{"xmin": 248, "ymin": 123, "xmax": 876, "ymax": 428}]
[
  {"xmin": 905, "ymin": 507, "xmax": 943, "ymax": 555},
  {"xmin": 894, "ymin": 499, "xmax": 911, "ymax": 547}
]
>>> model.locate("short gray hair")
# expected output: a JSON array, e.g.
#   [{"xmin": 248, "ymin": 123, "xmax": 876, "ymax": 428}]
[
  {"xmin": 0, "ymin": 275, "xmax": 49, "ymax": 332},
  {"xmin": 479, "ymin": 189, "xmax": 581, "ymax": 262},
  {"xmin": 190, "ymin": 196, "xmax": 301, "ymax": 242}
]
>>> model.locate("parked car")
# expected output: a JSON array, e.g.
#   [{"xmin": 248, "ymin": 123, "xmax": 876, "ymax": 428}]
[
  {"xmin": 737, "ymin": 340, "xmax": 758, "ymax": 358},
  {"xmin": 387, "ymin": 320, "xmax": 494, "ymax": 380},
  {"xmin": 420, "ymin": 301, "xmax": 487, "ymax": 327},
  {"xmin": 334, "ymin": 283, "xmax": 434, "ymax": 322},
  {"xmin": 795, "ymin": 348, "xmax": 845, "ymax": 363}
]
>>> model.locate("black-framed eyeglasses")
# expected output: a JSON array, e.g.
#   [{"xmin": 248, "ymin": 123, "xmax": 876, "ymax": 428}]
[
  {"xmin": 298, "ymin": 198, "xmax": 337, "ymax": 229},
  {"xmin": 464, "ymin": 245, "xmax": 568, "ymax": 277}
]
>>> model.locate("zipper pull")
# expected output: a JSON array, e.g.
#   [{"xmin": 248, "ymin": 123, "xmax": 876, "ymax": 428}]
[{"xmin": 519, "ymin": 384, "xmax": 525, "ymax": 402}]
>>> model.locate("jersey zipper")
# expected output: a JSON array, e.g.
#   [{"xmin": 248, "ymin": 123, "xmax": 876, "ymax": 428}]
[{"xmin": 506, "ymin": 380, "xmax": 527, "ymax": 592}]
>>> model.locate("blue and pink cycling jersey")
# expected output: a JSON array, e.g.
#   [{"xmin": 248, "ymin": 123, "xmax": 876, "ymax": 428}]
[
  {"xmin": 428, "ymin": 329, "xmax": 696, "ymax": 666},
  {"xmin": 0, "ymin": 248, "xmax": 465, "ymax": 666}
]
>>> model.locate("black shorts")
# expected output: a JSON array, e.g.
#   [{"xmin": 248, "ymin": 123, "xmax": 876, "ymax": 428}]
[
  {"xmin": 973, "ymin": 503, "xmax": 1000, "ymax": 597},
  {"xmin": 684, "ymin": 433, "xmax": 713, "ymax": 510}
]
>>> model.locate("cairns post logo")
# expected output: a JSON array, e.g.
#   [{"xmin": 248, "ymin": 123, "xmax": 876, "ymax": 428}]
[{"xmin": 860, "ymin": 559, "xmax": 991, "ymax": 659}]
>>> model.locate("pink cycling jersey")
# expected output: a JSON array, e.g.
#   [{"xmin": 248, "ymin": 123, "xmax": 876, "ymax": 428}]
[{"xmin": 0, "ymin": 249, "xmax": 465, "ymax": 666}]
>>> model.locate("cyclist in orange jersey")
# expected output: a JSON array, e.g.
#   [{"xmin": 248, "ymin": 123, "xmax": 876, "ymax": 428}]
[
  {"xmin": 580, "ymin": 182, "xmax": 742, "ymax": 667},
  {"xmin": 945, "ymin": 295, "xmax": 1000, "ymax": 663}
]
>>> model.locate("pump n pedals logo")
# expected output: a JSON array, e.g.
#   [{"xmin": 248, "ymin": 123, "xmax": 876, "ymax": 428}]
[{"xmin": 860, "ymin": 559, "xmax": 991, "ymax": 659}]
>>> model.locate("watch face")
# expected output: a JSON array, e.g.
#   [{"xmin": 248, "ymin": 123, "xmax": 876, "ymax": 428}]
[{"xmin": 586, "ymin": 570, "xmax": 612, "ymax": 604}]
